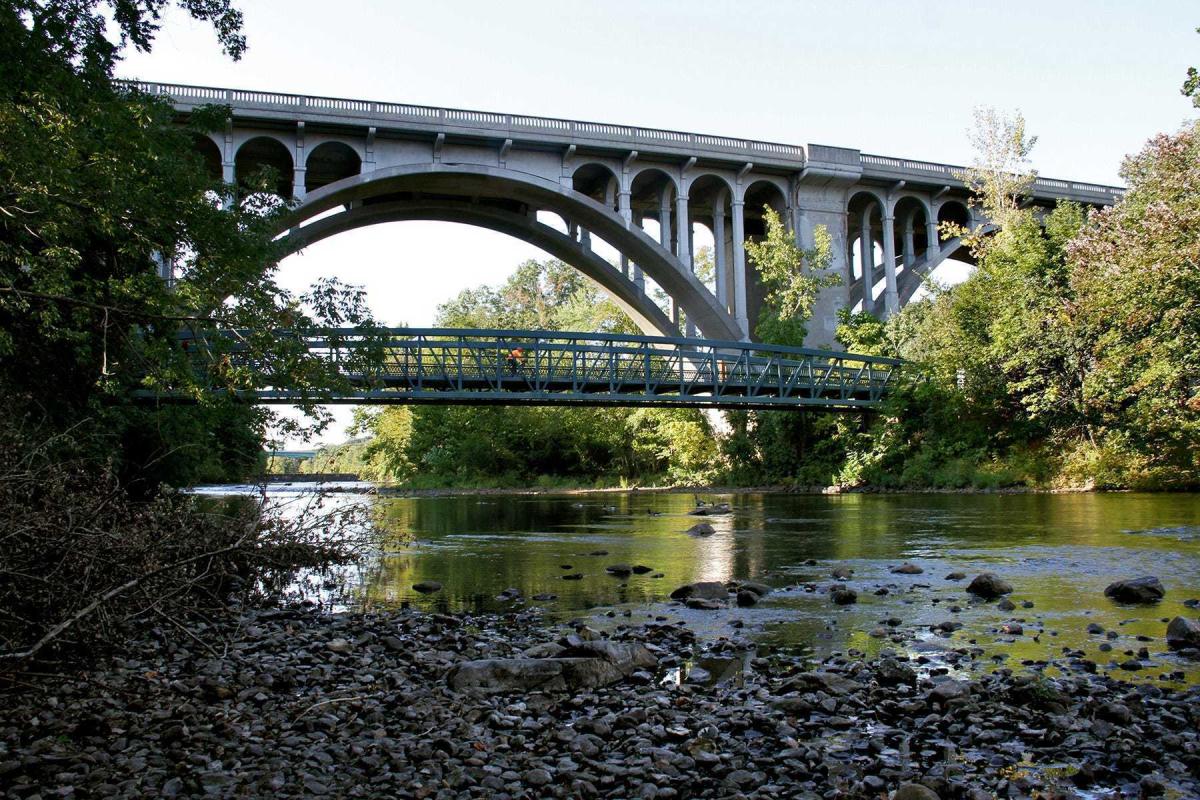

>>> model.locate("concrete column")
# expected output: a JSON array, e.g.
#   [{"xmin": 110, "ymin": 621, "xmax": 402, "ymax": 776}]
[
  {"xmin": 732, "ymin": 200, "xmax": 749, "ymax": 339},
  {"xmin": 882, "ymin": 212, "xmax": 899, "ymax": 316},
  {"xmin": 796, "ymin": 208, "xmax": 812, "ymax": 252},
  {"xmin": 619, "ymin": 189, "xmax": 643, "ymax": 291},
  {"xmin": 859, "ymin": 209, "xmax": 874, "ymax": 315},
  {"xmin": 903, "ymin": 216, "xmax": 915, "ymax": 271},
  {"xmin": 713, "ymin": 202, "xmax": 728, "ymax": 308},
  {"xmin": 675, "ymin": 192, "xmax": 692, "ymax": 272},
  {"xmin": 658, "ymin": 191, "xmax": 672, "ymax": 251},
  {"xmin": 364, "ymin": 126, "xmax": 376, "ymax": 174},
  {"xmin": 926, "ymin": 218, "xmax": 941, "ymax": 261},
  {"xmin": 293, "ymin": 123, "xmax": 306, "ymax": 201},
  {"xmin": 581, "ymin": 229, "xmax": 591, "ymax": 252}
]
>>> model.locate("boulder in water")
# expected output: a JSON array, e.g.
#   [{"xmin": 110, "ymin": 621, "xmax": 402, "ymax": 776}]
[
  {"xmin": 1104, "ymin": 576, "xmax": 1165, "ymax": 604},
  {"xmin": 412, "ymin": 581, "xmax": 442, "ymax": 594},
  {"xmin": 966, "ymin": 572, "xmax": 1013, "ymax": 599},
  {"xmin": 685, "ymin": 523, "xmax": 716, "ymax": 537},
  {"xmin": 831, "ymin": 587, "xmax": 858, "ymax": 605},
  {"xmin": 670, "ymin": 581, "xmax": 729, "ymax": 601},
  {"xmin": 1166, "ymin": 616, "xmax": 1200, "ymax": 649}
]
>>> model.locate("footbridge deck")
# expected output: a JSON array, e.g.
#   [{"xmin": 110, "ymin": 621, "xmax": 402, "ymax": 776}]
[{"xmin": 152, "ymin": 329, "xmax": 900, "ymax": 410}]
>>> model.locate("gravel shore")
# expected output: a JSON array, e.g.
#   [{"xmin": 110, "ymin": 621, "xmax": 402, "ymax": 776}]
[{"xmin": 1, "ymin": 601, "xmax": 1197, "ymax": 799}]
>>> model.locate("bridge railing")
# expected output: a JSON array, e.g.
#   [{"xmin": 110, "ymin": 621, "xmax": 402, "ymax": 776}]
[
  {"xmin": 159, "ymin": 328, "xmax": 900, "ymax": 409},
  {"xmin": 859, "ymin": 153, "xmax": 1124, "ymax": 202},
  {"xmin": 123, "ymin": 81, "xmax": 808, "ymax": 162}
]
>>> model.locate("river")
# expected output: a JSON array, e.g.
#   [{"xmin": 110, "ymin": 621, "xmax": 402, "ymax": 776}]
[{"xmin": 196, "ymin": 485, "xmax": 1200, "ymax": 683}]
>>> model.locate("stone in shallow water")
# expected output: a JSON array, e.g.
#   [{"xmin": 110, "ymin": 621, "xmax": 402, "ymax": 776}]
[
  {"xmin": 685, "ymin": 523, "xmax": 715, "ymax": 537},
  {"xmin": 605, "ymin": 564, "xmax": 633, "ymax": 577},
  {"xmin": 966, "ymin": 573, "xmax": 1013, "ymax": 599},
  {"xmin": 412, "ymin": 581, "xmax": 442, "ymax": 594},
  {"xmin": 670, "ymin": 581, "xmax": 729, "ymax": 601},
  {"xmin": 891, "ymin": 563, "xmax": 924, "ymax": 574},
  {"xmin": 1104, "ymin": 576, "xmax": 1165, "ymax": 604},
  {"xmin": 831, "ymin": 587, "xmax": 858, "ymax": 605},
  {"xmin": 945, "ymin": 572, "xmax": 966, "ymax": 580},
  {"xmin": 1166, "ymin": 616, "xmax": 1200, "ymax": 649}
]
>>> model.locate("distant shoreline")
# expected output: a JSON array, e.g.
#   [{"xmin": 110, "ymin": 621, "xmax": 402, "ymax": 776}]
[{"xmin": 254, "ymin": 479, "xmax": 1115, "ymax": 497}]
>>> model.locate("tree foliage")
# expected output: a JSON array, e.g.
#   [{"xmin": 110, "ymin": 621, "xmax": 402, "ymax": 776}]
[
  {"xmin": 1, "ymin": 1, "xmax": 378, "ymax": 487},
  {"xmin": 354, "ymin": 259, "xmax": 718, "ymax": 486},
  {"xmin": 743, "ymin": 208, "xmax": 838, "ymax": 346}
]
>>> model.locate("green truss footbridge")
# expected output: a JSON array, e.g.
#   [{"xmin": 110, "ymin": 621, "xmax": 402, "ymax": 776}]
[{"xmin": 149, "ymin": 328, "xmax": 900, "ymax": 411}]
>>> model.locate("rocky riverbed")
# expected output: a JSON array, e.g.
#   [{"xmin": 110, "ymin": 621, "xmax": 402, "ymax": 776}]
[{"xmin": 2, "ymin": 594, "xmax": 1198, "ymax": 800}]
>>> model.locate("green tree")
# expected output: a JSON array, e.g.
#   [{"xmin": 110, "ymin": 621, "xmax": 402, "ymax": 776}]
[
  {"xmin": 1068, "ymin": 123, "xmax": 1200, "ymax": 485},
  {"xmin": 743, "ymin": 208, "xmax": 838, "ymax": 346},
  {"xmin": 0, "ymin": 1, "xmax": 378, "ymax": 486}
]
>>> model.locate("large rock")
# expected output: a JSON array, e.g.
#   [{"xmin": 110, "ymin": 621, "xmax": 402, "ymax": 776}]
[
  {"xmin": 448, "ymin": 640, "xmax": 657, "ymax": 693},
  {"xmin": 1166, "ymin": 616, "xmax": 1200, "ymax": 649},
  {"xmin": 831, "ymin": 587, "xmax": 858, "ymax": 605},
  {"xmin": 734, "ymin": 580, "xmax": 772, "ymax": 597},
  {"xmin": 966, "ymin": 572, "xmax": 1013, "ymax": 599},
  {"xmin": 670, "ymin": 581, "xmax": 730, "ymax": 601},
  {"xmin": 891, "ymin": 563, "xmax": 924, "ymax": 575},
  {"xmin": 448, "ymin": 658, "xmax": 572, "ymax": 693},
  {"xmin": 1104, "ymin": 576, "xmax": 1165, "ymax": 604},
  {"xmin": 894, "ymin": 784, "xmax": 940, "ymax": 800},
  {"xmin": 412, "ymin": 581, "xmax": 442, "ymax": 594},
  {"xmin": 927, "ymin": 679, "xmax": 971, "ymax": 705},
  {"xmin": 685, "ymin": 523, "xmax": 716, "ymax": 537}
]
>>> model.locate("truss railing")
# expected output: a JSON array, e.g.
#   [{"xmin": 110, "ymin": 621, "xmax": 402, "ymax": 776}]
[{"xmin": 146, "ymin": 328, "xmax": 901, "ymax": 410}]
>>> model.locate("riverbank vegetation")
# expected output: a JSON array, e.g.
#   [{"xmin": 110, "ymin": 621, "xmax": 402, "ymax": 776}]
[{"xmin": 0, "ymin": 1, "xmax": 373, "ymax": 660}]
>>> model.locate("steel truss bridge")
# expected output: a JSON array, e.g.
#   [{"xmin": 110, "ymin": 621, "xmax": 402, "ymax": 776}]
[{"xmin": 155, "ymin": 328, "xmax": 900, "ymax": 410}]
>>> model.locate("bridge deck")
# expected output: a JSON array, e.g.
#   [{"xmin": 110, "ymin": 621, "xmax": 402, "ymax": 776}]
[{"xmin": 148, "ymin": 328, "xmax": 900, "ymax": 410}]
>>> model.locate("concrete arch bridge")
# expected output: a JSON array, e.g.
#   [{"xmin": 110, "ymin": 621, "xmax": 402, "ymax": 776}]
[{"xmin": 134, "ymin": 81, "xmax": 1123, "ymax": 347}]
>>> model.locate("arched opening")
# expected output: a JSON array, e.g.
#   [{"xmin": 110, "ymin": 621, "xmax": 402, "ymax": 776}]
[
  {"xmin": 742, "ymin": 180, "xmax": 788, "ymax": 330},
  {"xmin": 891, "ymin": 196, "xmax": 931, "ymax": 279},
  {"xmin": 846, "ymin": 191, "xmax": 886, "ymax": 314},
  {"xmin": 630, "ymin": 168, "xmax": 677, "ymax": 246},
  {"xmin": 629, "ymin": 168, "xmax": 679, "ymax": 320},
  {"xmin": 571, "ymin": 163, "xmax": 619, "ymax": 212},
  {"xmin": 937, "ymin": 200, "xmax": 971, "ymax": 230},
  {"xmin": 305, "ymin": 141, "xmax": 361, "ymax": 193},
  {"xmin": 235, "ymin": 136, "xmax": 293, "ymax": 199},
  {"xmin": 688, "ymin": 175, "xmax": 733, "ymax": 314},
  {"xmin": 190, "ymin": 134, "xmax": 222, "ymax": 182}
]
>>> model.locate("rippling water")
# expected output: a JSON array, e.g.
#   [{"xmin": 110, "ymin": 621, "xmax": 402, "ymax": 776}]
[{"xmin": 197, "ymin": 485, "xmax": 1200, "ymax": 683}]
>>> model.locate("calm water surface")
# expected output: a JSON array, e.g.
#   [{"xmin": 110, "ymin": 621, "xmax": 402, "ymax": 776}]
[{"xmin": 201, "ymin": 486, "xmax": 1200, "ymax": 682}]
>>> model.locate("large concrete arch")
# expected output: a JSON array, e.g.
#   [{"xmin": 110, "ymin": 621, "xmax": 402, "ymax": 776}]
[
  {"xmin": 279, "ymin": 162, "xmax": 744, "ymax": 341},
  {"xmin": 278, "ymin": 199, "xmax": 678, "ymax": 336}
]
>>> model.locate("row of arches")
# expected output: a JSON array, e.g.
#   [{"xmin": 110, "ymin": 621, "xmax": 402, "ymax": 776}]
[
  {"xmin": 192, "ymin": 135, "xmax": 362, "ymax": 198},
  {"xmin": 846, "ymin": 190, "xmax": 974, "ymax": 315},
  {"xmin": 570, "ymin": 160, "xmax": 788, "ymax": 331}
]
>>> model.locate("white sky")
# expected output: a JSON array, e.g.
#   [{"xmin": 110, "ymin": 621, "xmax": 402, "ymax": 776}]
[{"xmin": 116, "ymin": 1, "xmax": 1200, "ymax": 447}]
